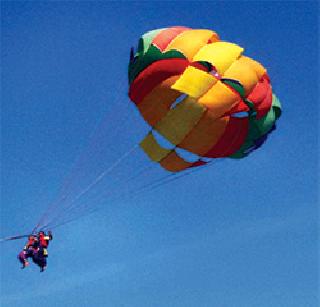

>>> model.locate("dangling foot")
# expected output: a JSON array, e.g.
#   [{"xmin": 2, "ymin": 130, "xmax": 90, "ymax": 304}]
[
  {"xmin": 40, "ymin": 266, "xmax": 46, "ymax": 272},
  {"xmin": 21, "ymin": 261, "xmax": 29, "ymax": 269}
]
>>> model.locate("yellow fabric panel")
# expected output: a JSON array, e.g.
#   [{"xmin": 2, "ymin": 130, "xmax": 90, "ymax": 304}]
[
  {"xmin": 179, "ymin": 111, "xmax": 229, "ymax": 155},
  {"xmin": 240, "ymin": 56, "xmax": 266, "ymax": 80},
  {"xmin": 193, "ymin": 41, "xmax": 244, "ymax": 75},
  {"xmin": 138, "ymin": 76, "xmax": 181, "ymax": 127},
  {"xmin": 160, "ymin": 151, "xmax": 193, "ymax": 172},
  {"xmin": 171, "ymin": 66, "xmax": 217, "ymax": 98},
  {"xmin": 155, "ymin": 97, "xmax": 205, "ymax": 145},
  {"xmin": 223, "ymin": 58, "xmax": 260, "ymax": 96},
  {"xmin": 165, "ymin": 29, "xmax": 220, "ymax": 60},
  {"xmin": 198, "ymin": 81, "xmax": 240, "ymax": 118},
  {"xmin": 140, "ymin": 133, "xmax": 172, "ymax": 162}
]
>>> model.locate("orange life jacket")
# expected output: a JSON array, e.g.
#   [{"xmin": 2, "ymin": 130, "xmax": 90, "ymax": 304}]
[
  {"xmin": 38, "ymin": 234, "xmax": 49, "ymax": 248},
  {"xmin": 26, "ymin": 237, "xmax": 35, "ymax": 248}
]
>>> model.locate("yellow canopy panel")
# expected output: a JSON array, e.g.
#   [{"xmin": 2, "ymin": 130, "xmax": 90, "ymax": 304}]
[
  {"xmin": 155, "ymin": 97, "xmax": 205, "ymax": 145},
  {"xmin": 223, "ymin": 56, "xmax": 263, "ymax": 96},
  {"xmin": 171, "ymin": 65, "xmax": 217, "ymax": 98},
  {"xmin": 198, "ymin": 80, "xmax": 241, "ymax": 118},
  {"xmin": 160, "ymin": 151, "xmax": 194, "ymax": 172},
  {"xmin": 240, "ymin": 56, "xmax": 266, "ymax": 80},
  {"xmin": 137, "ymin": 76, "xmax": 181, "ymax": 127},
  {"xmin": 193, "ymin": 41, "xmax": 244, "ymax": 75},
  {"xmin": 165, "ymin": 29, "xmax": 220, "ymax": 60},
  {"xmin": 140, "ymin": 133, "xmax": 172, "ymax": 162},
  {"xmin": 178, "ymin": 111, "xmax": 229, "ymax": 156}
]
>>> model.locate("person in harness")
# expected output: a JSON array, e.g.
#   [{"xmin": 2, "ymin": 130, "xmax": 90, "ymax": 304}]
[
  {"xmin": 17, "ymin": 231, "xmax": 53, "ymax": 272},
  {"xmin": 34, "ymin": 231, "xmax": 52, "ymax": 272},
  {"xmin": 17, "ymin": 235, "xmax": 38, "ymax": 269}
]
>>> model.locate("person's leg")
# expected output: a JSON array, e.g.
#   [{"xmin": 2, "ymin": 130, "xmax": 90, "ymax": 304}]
[
  {"xmin": 39, "ymin": 257, "xmax": 47, "ymax": 272},
  {"xmin": 17, "ymin": 251, "xmax": 29, "ymax": 268}
]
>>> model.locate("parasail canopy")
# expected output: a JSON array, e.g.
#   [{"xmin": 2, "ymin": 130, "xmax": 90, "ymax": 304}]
[{"xmin": 128, "ymin": 26, "xmax": 281, "ymax": 172}]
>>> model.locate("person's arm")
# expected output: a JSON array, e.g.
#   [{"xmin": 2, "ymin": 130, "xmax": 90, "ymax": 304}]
[{"xmin": 47, "ymin": 231, "xmax": 53, "ymax": 240}]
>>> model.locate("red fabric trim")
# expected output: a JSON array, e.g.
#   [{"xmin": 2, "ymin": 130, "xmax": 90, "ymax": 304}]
[
  {"xmin": 247, "ymin": 73, "xmax": 273, "ymax": 119},
  {"xmin": 190, "ymin": 160, "xmax": 207, "ymax": 168},
  {"xmin": 189, "ymin": 61, "xmax": 211, "ymax": 72},
  {"xmin": 152, "ymin": 26, "xmax": 190, "ymax": 51},
  {"xmin": 221, "ymin": 81, "xmax": 249, "ymax": 116},
  {"xmin": 224, "ymin": 100, "xmax": 249, "ymax": 115},
  {"xmin": 256, "ymin": 86, "xmax": 273, "ymax": 119},
  {"xmin": 204, "ymin": 117, "xmax": 249, "ymax": 158},
  {"xmin": 129, "ymin": 58, "xmax": 189, "ymax": 104}
]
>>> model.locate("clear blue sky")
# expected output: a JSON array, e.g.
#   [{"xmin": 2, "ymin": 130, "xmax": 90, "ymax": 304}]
[{"xmin": 1, "ymin": 1, "xmax": 318, "ymax": 307}]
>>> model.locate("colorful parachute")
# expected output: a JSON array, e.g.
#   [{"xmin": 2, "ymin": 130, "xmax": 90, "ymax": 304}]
[{"xmin": 128, "ymin": 26, "xmax": 281, "ymax": 172}]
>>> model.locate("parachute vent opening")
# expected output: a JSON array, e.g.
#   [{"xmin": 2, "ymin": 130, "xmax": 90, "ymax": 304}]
[
  {"xmin": 175, "ymin": 147, "xmax": 200, "ymax": 163},
  {"xmin": 210, "ymin": 70, "xmax": 221, "ymax": 79},
  {"xmin": 153, "ymin": 130, "xmax": 175, "ymax": 150},
  {"xmin": 170, "ymin": 94, "xmax": 188, "ymax": 109},
  {"xmin": 231, "ymin": 111, "xmax": 249, "ymax": 118}
]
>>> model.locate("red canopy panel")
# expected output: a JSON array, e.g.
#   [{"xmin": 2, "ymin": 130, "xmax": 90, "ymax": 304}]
[
  {"xmin": 204, "ymin": 117, "xmax": 249, "ymax": 158},
  {"xmin": 152, "ymin": 26, "xmax": 190, "ymax": 51},
  {"xmin": 129, "ymin": 58, "xmax": 190, "ymax": 104},
  {"xmin": 247, "ymin": 73, "xmax": 273, "ymax": 119}
]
